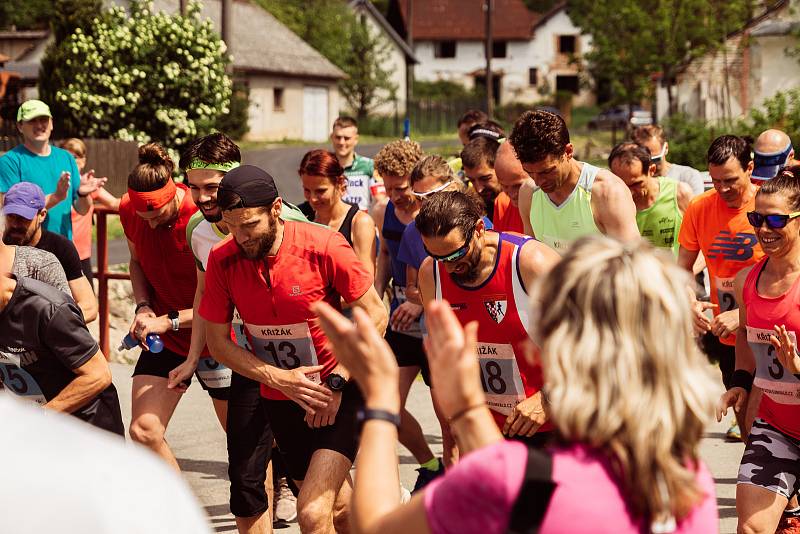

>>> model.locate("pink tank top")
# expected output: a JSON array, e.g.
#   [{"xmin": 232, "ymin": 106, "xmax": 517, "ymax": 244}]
[{"xmin": 743, "ymin": 257, "xmax": 800, "ymax": 439}]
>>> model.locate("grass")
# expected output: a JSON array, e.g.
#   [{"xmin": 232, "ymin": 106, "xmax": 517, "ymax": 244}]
[
  {"xmin": 237, "ymin": 133, "xmax": 460, "ymax": 152},
  {"xmin": 91, "ymin": 214, "xmax": 125, "ymax": 242}
]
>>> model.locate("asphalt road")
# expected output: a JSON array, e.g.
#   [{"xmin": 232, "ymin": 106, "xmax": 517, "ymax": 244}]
[
  {"xmin": 98, "ymin": 141, "xmax": 451, "ymax": 266},
  {"xmin": 107, "ymin": 361, "xmax": 742, "ymax": 533}
]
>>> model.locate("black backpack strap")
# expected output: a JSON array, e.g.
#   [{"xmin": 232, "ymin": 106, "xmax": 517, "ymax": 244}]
[{"xmin": 505, "ymin": 446, "xmax": 557, "ymax": 534}]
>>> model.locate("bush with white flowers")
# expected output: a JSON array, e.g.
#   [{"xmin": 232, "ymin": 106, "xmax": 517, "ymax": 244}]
[{"xmin": 46, "ymin": 0, "xmax": 231, "ymax": 148}]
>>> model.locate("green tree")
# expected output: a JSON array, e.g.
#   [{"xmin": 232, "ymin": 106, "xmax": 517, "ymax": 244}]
[
  {"xmin": 0, "ymin": 0, "xmax": 51, "ymax": 30},
  {"xmin": 258, "ymin": 0, "xmax": 397, "ymax": 119},
  {"xmin": 567, "ymin": 0, "xmax": 754, "ymax": 115},
  {"xmin": 38, "ymin": 0, "xmax": 231, "ymax": 148}
]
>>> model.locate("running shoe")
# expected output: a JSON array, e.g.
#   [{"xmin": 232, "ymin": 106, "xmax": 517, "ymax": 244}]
[
  {"xmin": 273, "ymin": 477, "xmax": 297, "ymax": 523},
  {"xmin": 412, "ymin": 460, "xmax": 445, "ymax": 493},
  {"xmin": 725, "ymin": 421, "xmax": 742, "ymax": 441},
  {"xmin": 776, "ymin": 515, "xmax": 800, "ymax": 534}
]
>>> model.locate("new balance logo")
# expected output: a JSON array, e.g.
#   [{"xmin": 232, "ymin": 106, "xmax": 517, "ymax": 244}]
[{"xmin": 707, "ymin": 231, "xmax": 757, "ymax": 261}]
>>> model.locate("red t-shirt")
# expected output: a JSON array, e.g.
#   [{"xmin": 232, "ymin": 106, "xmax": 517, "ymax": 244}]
[
  {"xmin": 199, "ymin": 220, "xmax": 373, "ymax": 400},
  {"xmin": 492, "ymin": 192, "xmax": 524, "ymax": 234},
  {"xmin": 119, "ymin": 183, "xmax": 206, "ymax": 357}
]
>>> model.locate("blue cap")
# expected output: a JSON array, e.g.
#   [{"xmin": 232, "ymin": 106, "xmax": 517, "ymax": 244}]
[
  {"xmin": 753, "ymin": 141, "xmax": 793, "ymax": 181},
  {"xmin": 3, "ymin": 182, "xmax": 46, "ymax": 220}
]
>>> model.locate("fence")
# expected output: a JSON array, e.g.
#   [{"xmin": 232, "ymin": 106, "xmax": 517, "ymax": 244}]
[{"xmin": 359, "ymin": 97, "xmax": 485, "ymax": 138}]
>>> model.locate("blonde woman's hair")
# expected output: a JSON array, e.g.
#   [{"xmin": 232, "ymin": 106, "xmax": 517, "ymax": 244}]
[
  {"xmin": 409, "ymin": 154, "xmax": 454, "ymax": 186},
  {"xmin": 530, "ymin": 236, "xmax": 716, "ymax": 524},
  {"xmin": 59, "ymin": 138, "xmax": 86, "ymax": 158}
]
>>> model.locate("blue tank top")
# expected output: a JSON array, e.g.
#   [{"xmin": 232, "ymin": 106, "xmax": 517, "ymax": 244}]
[{"xmin": 382, "ymin": 201, "xmax": 408, "ymax": 287}]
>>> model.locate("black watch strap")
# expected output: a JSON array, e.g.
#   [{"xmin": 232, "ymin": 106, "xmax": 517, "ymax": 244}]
[{"xmin": 357, "ymin": 408, "xmax": 401, "ymax": 428}]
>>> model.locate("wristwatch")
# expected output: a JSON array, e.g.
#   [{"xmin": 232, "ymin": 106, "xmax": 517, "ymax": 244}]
[
  {"xmin": 325, "ymin": 373, "xmax": 347, "ymax": 392},
  {"xmin": 357, "ymin": 408, "xmax": 401, "ymax": 428},
  {"xmin": 168, "ymin": 310, "xmax": 180, "ymax": 331}
]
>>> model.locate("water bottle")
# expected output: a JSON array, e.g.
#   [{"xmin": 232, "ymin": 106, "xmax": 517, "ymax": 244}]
[{"xmin": 118, "ymin": 333, "xmax": 164, "ymax": 353}]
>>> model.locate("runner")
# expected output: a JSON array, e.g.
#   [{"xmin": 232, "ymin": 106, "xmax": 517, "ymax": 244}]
[
  {"xmin": 492, "ymin": 141, "xmax": 531, "ymax": 234},
  {"xmin": 181, "ymin": 133, "xmax": 308, "ymax": 533},
  {"xmin": 120, "ymin": 143, "xmax": 230, "ymax": 470},
  {"xmin": 717, "ymin": 167, "xmax": 800, "ymax": 533},
  {"xmin": 632, "ymin": 125, "xmax": 705, "ymax": 195},
  {"xmin": 608, "ymin": 142, "xmax": 693, "ymax": 255},
  {"xmin": 200, "ymin": 165, "xmax": 387, "ymax": 533},
  {"xmin": 417, "ymin": 191, "xmax": 560, "ymax": 444},
  {"xmin": 299, "ymin": 149, "xmax": 377, "ymax": 275},
  {"xmin": 449, "ymin": 109, "xmax": 490, "ymax": 175},
  {"xmin": 329, "ymin": 116, "xmax": 385, "ymax": 212},
  {"xmin": 0, "ymin": 270, "xmax": 124, "ymax": 436},
  {"xmin": 461, "ymin": 136, "xmax": 503, "ymax": 222},
  {"xmin": 752, "ymin": 129, "xmax": 796, "ymax": 182},
  {"xmin": 512, "ymin": 110, "xmax": 639, "ymax": 253},
  {"xmin": 678, "ymin": 134, "xmax": 764, "ymax": 441},
  {"xmin": 2, "ymin": 182, "xmax": 97, "ymax": 321},
  {"xmin": 372, "ymin": 139, "xmax": 445, "ymax": 490},
  {"xmin": 314, "ymin": 235, "xmax": 718, "ymax": 534}
]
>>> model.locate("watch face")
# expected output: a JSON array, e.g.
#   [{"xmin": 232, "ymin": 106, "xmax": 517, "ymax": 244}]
[{"xmin": 327, "ymin": 374, "xmax": 345, "ymax": 390}]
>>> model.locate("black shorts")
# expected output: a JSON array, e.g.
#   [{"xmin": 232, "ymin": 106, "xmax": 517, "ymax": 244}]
[
  {"xmin": 74, "ymin": 384, "xmax": 125, "ymax": 436},
  {"xmin": 700, "ymin": 331, "xmax": 735, "ymax": 390},
  {"xmin": 264, "ymin": 382, "xmax": 363, "ymax": 481},
  {"xmin": 132, "ymin": 346, "xmax": 231, "ymax": 400},
  {"xmin": 227, "ymin": 372, "xmax": 273, "ymax": 517},
  {"xmin": 386, "ymin": 329, "xmax": 431, "ymax": 386}
]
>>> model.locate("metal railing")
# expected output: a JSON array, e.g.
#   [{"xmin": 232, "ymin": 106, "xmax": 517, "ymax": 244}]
[{"xmin": 93, "ymin": 207, "xmax": 130, "ymax": 358}]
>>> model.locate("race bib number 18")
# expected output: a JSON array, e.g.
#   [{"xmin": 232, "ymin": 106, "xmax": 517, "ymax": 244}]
[
  {"xmin": 246, "ymin": 321, "xmax": 320, "ymax": 384},
  {"xmin": 746, "ymin": 326, "xmax": 800, "ymax": 404},
  {"xmin": 476, "ymin": 342, "xmax": 526, "ymax": 416}
]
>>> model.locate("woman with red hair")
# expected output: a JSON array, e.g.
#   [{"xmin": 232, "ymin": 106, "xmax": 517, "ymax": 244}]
[{"xmin": 299, "ymin": 149, "xmax": 377, "ymax": 276}]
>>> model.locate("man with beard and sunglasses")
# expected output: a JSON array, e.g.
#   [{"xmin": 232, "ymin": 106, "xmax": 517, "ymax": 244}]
[
  {"xmin": 417, "ymin": 191, "xmax": 560, "ymax": 446},
  {"xmin": 200, "ymin": 165, "xmax": 387, "ymax": 534},
  {"xmin": 181, "ymin": 134, "xmax": 308, "ymax": 533}
]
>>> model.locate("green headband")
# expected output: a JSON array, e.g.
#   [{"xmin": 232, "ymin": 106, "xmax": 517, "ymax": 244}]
[{"xmin": 185, "ymin": 159, "xmax": 241, "ymax": 172}]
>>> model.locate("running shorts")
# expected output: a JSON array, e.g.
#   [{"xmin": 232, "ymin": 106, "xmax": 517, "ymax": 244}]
[
  {"xmin": 700, "ymin": 332, "xmax": 735, "ymax": 390},
  {"xmin": 132, "ymin": 346, "xmax": 231, "ymax": 400},
  {"xmin": 738, "ymin": 418, "xmax": 800, "ymax": 499},
  {"xmin": 227, "ymin": 372, "xmax": 273, "ymax": 517},
  {"xmin": 386, "ymin": 328, "xmax": 431, "ymax": 386},
  {"xmin": 264, "ymin": 382, "xmax": 363, "ymax": 481}
]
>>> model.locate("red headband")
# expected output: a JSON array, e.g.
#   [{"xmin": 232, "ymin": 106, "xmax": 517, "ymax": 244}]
[{"xmin": 128, "ymin": 180, "xmax": 177, "ymax": 212}]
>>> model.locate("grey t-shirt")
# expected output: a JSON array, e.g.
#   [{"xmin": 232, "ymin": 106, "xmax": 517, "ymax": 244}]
[
  {"xmin": 666, "ymin": 163, "xmax": 704, "ymax": 196},
  {"xmin": 11, "ymin": 246, "xmax": 70, "ymax": 294}
]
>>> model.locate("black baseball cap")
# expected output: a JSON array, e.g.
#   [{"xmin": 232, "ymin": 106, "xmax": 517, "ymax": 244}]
[{"xmin": 217, "ymin": 165, "xmax": 280, "ymax": 210}]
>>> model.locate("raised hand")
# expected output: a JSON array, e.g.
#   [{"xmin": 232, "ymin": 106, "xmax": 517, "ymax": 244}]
[{"xmin": 770, "ymin": 324, "xmax": 800, "ymax": 374}]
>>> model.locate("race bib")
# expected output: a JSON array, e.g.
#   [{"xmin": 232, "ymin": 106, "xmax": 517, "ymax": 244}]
[
  {"xmin": 391, "ymin": 285, "xmax": 422, "ymax": 337},
  {"xmin": 246, "ymin": 321, "xmax": 320, "ymax": 384},
  {"xmin": 715, "ymin": 277, "xmax": 737, "ymax": 312},
  {"xmin": 195, "ymin": 357, "xmax": 232, "ymax": 389},
  {"xmin": 0, "ymin": 350, "xmax": 47, "ymax": 405},
  {"xmin": 746, "ymin": 326, "xmax": 800, "ymax": 404},
  {"xmin": 476, "ymin": 342, "xmax": 526, "ymax": 416},
  {"xmin": 232, "ymin": 308, "xmax": 251, "ymax": 350}
]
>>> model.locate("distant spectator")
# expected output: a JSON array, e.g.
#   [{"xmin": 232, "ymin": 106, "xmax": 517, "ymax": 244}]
[
  {"xmin": 330, "ymin": 116, "xmax": 385, "ymax": 211},
  {"xmin": 632, "ymin": 125, "xmax": 704, "ymax": 196},
  {"xmin": 457, "ymin": 109, "xmax": 489, "ymax": 146},
  {"xmin": 0, "ymin": 99, "xmax": 106, "ymax": 239},
  {"xmin": 752, "ymin": 129, "xmax": 796, "ymax": 182},
  {"xmin": 61, "ymin": 138, "xmax": 120, "ymax": 287},
  {"xmin": 2, "ymin": 182, "xmax": 97, "ymax": 322}
]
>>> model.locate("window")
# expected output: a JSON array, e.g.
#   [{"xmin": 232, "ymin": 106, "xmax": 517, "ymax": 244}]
[
  {"xmin": 434, "ymin": 40, "xmax": 457, "ymax": 58},
  {"xmin": 529, "ymin": 68, "xmax": 538, "ymax": 86},
  {"xmin": 556, "ymin": 75, "xmax": 579, "ymax": 94},
  {"xmin": 273, "ymin": 87, "xmax": 284, "ymax": 111},
  {"xmin": 558, "ymin": 35, "xmax": 577, "ymax": 54},
  {"xmin": 492, "ymin": 41, "xmax": 507, "ymax": 58}
]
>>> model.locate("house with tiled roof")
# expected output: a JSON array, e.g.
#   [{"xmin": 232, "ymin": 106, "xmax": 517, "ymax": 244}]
[{"xmin": 387, "ymin": 0, "xmax": 593, "ymax": 106}]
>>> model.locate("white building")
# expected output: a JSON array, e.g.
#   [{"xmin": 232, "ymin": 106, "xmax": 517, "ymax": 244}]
[
  {"xmin": 654, "ymin": 0, "xmax": 798, "ymax": 122},
  {"xmin": 388, "ymin": 0, "xmax": 593, "ymax": 107}
]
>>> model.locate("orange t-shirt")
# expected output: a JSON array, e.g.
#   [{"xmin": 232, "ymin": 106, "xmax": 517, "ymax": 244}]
[
  {"xmin": 678, "ymin": 189, "xmax": 764, "ymax": 345},
  {"xmin": 492, "ymin": 192, "xmax": 524, "ymax": 234},
  {"xmin": 71, "ymin": 191, "xmax": 99, "ymax": 261}
]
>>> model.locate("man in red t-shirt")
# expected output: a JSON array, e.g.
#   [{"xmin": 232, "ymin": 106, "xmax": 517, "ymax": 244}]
[
  {"xmin": 494, "ymin": 141, "xmax": 531, "ymax": 234},
  {"xmin": 200, "ymin": 165, "xmax": 387, "ymax": 533},
  {"xmin": 417, "ymin": 191, "xmax": 560, "ymax": 447}
]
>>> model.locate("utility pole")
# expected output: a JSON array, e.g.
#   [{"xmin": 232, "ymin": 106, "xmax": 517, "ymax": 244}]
[
  {"xmin": 484, "ymin": 0, "xmax": 494, "ymax": 117},
  {"xmin": 406, "ymin": 0, "xmax": 414, "ymax": 108},
  {"xmin": 179, "ymin": 0, "xmax": 187, "ymax": 15},
  {"xmin": 221, "ymin": 0, "xmax": 232, "ymax": 75}
]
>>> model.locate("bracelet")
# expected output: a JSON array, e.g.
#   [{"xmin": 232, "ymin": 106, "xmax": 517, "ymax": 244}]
[
  {"xmin": 730, "ymin": 369, "xmax": 754, "ymax": 393},
  {"xmin": 134, "ymin": 301, "xmax": 152, "ymax": 314},
  {"xmin": 448, "ymin": 403, "xmax": 485, "ymax": 424},
  {"xmin": 357, "ymin": 408, "xmax": 401, "ymax": 428}
]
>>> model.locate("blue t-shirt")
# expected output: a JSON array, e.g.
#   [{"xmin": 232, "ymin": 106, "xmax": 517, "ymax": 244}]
[
  {"xmin": 0, "ymin": 145, "xmax": 81, "ymax": 239},
  {"xmin": 398, "ymin": 216, "xmax": 493, "ymax": 271}
]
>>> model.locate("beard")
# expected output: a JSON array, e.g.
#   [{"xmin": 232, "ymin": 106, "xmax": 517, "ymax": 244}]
[
  {"xmin": 449, "ymin": 246, "xmax": 482, "ymax": 285},
  {"xmin": 3, "ymin": 225, "xmax": 36, "ymax": 246},
  {"xmin": 236, "ymin": 217, "xmax": 278, "ymax": 260},
  {"xmin": 199, "ymin": 203, "xmax": 222, "ymax": 223}
]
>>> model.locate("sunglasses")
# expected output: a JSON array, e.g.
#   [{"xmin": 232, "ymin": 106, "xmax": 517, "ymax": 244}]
[
  {"xmin": 747, "ymin": 211, "xmax": 800, "ymax": 229},
  {"xmin": 423, "ymin": 227, "xmax": 475, "ymax": 262},
  {"xmin": 650, "ymin": 142, "xmax": 667, "ymax": 162},
  {"xmin": 412, "ymin": 180, "xmax": 454, "ymax": 198}
]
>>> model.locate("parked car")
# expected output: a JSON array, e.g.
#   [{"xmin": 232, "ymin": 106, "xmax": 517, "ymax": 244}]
[
  {"xmin": 630, "ymin": 110, "xmax": 653, "ymax": 127},
  {"xmin": 587, "ymin": 106, "xmax": 649, "ymax": 130}
]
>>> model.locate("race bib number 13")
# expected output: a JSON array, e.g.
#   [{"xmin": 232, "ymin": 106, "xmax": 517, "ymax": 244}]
[{"xmin": 246, "ymin": 322, "xmax": 320, "ymax": 384}]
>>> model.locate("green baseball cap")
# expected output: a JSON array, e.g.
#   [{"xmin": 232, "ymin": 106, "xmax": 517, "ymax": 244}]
[{"xmin": 17, "ymin": 99, "xmax": 52, "ymax": 122}]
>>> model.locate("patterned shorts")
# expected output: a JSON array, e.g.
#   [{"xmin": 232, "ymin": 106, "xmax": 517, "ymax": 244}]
[{"xmin": 738, "ymin": 418, "xmax": 800, "ymax": 499}]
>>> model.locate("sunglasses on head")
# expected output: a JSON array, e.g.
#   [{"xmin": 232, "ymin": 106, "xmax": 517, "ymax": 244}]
[
  {"xmin": 747, "ymin": 211, "xmax": 800, "ymax": 229},
  {"xmin": 412, "ymin": 180, "xmax": 454, "ymax": 198},
  {"xmin": 423, "ymin": 227, "xmax": 475, "ymax": 262}
]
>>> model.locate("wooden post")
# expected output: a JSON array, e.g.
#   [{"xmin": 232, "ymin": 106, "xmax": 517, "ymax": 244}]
[{"xmin": 484, "ymin": 0, "xmax": 494, "ymax": 117}]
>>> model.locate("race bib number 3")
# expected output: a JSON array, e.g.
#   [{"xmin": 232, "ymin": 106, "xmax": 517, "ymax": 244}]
[
  {"xmin": 715, "ymin": 277, "xmax": 737, "ymax": 312},
  {"xmin": 746, "ymin": 326, "xmax": 800, "ymax": 404},
  {"xmin": 196, "ymin": 357, "xmax": 232, "ymax": 389},
  {"xmin": 246, "ymin": 322, "xmax": 320, "ymax": 383},
  {"xmin": 476, "ymin": 342, "xmax": 526, "ymax": 416}
]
